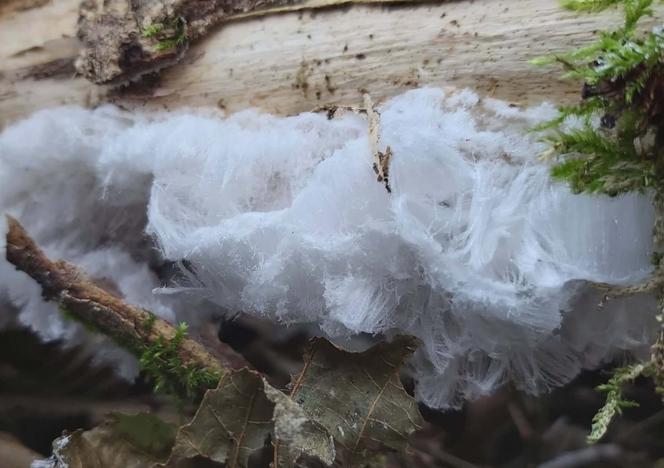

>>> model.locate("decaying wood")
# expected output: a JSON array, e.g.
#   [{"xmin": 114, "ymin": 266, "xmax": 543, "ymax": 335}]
[
  {"xmin": 4, "ymin": 215, "xmax": 233, "ymax": 376},
  {"xmin": 76, "ymin": 0, "xmax": 303, "ymax": 85},
  {"xmin": 1, "ymin": 0, "xmax": 663, "ymax": 128}
]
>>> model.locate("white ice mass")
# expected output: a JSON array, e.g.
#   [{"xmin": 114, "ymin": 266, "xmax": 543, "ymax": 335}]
[{"xmin": 0, "ymin": 87, "xmax": 657, "ymax": 408}]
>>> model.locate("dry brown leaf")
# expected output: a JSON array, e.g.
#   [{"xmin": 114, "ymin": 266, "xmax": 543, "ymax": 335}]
[{"xmin": 284, "ymin": 335, "xmax": 424, "ymax": 465}]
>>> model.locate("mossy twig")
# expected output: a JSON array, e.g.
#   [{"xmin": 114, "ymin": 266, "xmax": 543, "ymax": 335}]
[{"xmin": 4, "ymin": 215, "xmax": 225, "ymax": 398}]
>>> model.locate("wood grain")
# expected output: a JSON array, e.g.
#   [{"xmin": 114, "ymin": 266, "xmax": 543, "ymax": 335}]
[{"xmin": 1, "ymin": 0, "xmax": 656, "ymax": 127}]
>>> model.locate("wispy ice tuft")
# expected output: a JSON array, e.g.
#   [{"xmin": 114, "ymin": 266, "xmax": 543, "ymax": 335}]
[{"xmin": 0, "ymin": 88, "xmax": 656, "ymax": 407}]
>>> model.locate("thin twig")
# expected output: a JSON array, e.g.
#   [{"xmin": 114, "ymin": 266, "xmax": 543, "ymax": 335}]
[
  {"xmin": 587, "ymin": 276, "xmax": 664, "ymax": 307},
  {"xmin": 4, "ymin": 215, "xmax": 227, "ymax": 384}
]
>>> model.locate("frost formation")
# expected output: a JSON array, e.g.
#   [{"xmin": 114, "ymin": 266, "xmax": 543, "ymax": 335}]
[{"xmin": 0, "ymin": 88, "xmax": 657, "ymax": 408}]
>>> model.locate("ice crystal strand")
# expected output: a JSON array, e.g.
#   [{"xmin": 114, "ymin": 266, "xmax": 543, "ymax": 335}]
[{"xmin": 0, "ymin": 91, "xmax": 656, "ymax": 408}]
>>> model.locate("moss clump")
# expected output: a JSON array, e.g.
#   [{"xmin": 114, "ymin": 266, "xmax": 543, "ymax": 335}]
[
  {"xmin": 60, "ymin": 305, "xmax": 219, "ymax": 400},
  {"xmin": 533, "ymin": 0, "xmax": 664, "ymax": 196},
  {"xmin": 142, "ymin": 23, "xmax": 165, "ymax": 38},
  {"xmin": 142, "ymin": 17, "xmax": 188, "ymax": 52},
  {"xmin": 139, "ymin": 320, "xmax": 220, "ymax": 400}
]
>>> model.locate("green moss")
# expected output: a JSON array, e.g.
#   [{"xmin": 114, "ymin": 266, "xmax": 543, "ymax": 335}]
[
  {"xmin": 57, "ymin": 298, "xmax": 218, "ymax": 400},
  {"xmin": 587, "ymin": 363, "xmax": 646, "ymax": 443},
  {"xmin": 142, "ymin": 23, "xmax": 165, "ymax": 38},
  {"xmin": 561, "ymin": 0, "xmax": 624, "ymax": 11},
  {"xmin": 139, "ymin": 320, "xmax": 220, "ymax": 400},
  {"xmin": 562, "ymin": 0, "xmax": 658, "ymax": 30},
  {"xmin": 533, "ymin": 0, "xmax": 664, "ymax": 196},
  {"xmin": 545, "ymin": 124, "xmax": 655, "ymax": 195},
  {"xmin": 142, "ymin": 17, "xmax": 188, "ymax": 52},
  {"xmin": 534, "ymin": 0, "xmax": 664, "ymax": 440}
]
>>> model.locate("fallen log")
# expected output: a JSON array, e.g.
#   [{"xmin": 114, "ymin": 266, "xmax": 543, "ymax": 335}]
[{"xmin": 2, "ymin": 0, "xmax": 660, "ymax": 128}]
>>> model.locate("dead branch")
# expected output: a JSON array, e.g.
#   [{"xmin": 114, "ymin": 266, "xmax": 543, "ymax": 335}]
[
  {"xmin": 4, "ymin": 215, "xmax": 231, "ymax": 379},
  {"xmin": 588, "ymin": 275, "xmax": 664, "ymax": 307}
]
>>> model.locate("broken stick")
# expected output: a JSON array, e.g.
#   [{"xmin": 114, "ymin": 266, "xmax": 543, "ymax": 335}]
[{"xmin": 4, "ymin": 215, "xmax": 232, "ymax": 394}]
